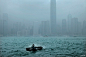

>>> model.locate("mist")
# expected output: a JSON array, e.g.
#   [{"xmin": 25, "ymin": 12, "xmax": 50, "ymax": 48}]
[{"xmin": 0, "ymin": 0, "xmax": 86, "ymax": 37}]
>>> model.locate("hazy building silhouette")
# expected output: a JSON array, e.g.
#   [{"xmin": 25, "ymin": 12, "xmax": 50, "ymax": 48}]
[
  {"xmin": 3, "ymin": 13, "xmax": 8, "ymax": 36},
  {"xmin": 11, "ymin": 23, "xmax": 17, "ymax": 36},
  {"xmin": 71, "ymin": 18, "xmax": 78, "ymax": 35},
  {"xmin": 62, "ymin": 19, "xmax": 67, "ymax": 35},
  {"xmin": 24, "ymin": 27, "xmax": 30, "ymax": 36},
  {"xmin": 0, "ymin": 17, "xmax": 3, "ymax": 36},
  {"xmin": 33, "ymin": 21, "xmax": 39, "ymax": 36},
  {"xmin": 15, "ymin": 22, "xmax": 21, "ymax": 36},
  {"xmin": 30, "ymin": 26, "xmax": 33, "ymax": 36},
  {"xmin": 56, "ymin": 24, "xmax": 61, "ymax": 35},
  {"xmin": 77, "ymin": 22, "xmax": 82, "ymax": 35},
  {"xmin": 50, "ymin": 0, "xmax": 56, "ymax": 35},
  {"xmin": 40, "ymin": 21, "xmax": 50, "ymax": 36},
  {"xmin": 82, "ymin": 20, "xmax": 86, "ymax": 36},
  {"xmin": 67, "ymin": 14, "xmax": 72, "ymax": 35}
]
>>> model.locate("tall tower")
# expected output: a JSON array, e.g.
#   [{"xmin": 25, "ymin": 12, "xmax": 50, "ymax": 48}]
[
  {"xmin": 3, "ymin": 13, "xmax": 8, "ymax": 36},
  {"xmin": 0, "ymin": 16, "xmax": 3, "ymax": 36},
  {"xmin": 62, "ymin": 19, "xmax": 67, "ymax": 35},
  {"xmin": 50, "ymin": 0, "xmax": 56, "ymax": 35},
  {"xmin": 82, "ymin": 20, "xmax": 86, "ymax": 35},
  {"xmin": 71, "ymin": 18, "xmax": 78, "ymax": 35},
  {"xmin": 67, "ymin": 14, "xmax": 72, "ymax": 35},
  {"xmin": 40, "ymin": 21, "xmax": 50, "ymax": 36},
  {"xmin": 33, "ymin": 21, "xmax": 39, "ymax": 36}
]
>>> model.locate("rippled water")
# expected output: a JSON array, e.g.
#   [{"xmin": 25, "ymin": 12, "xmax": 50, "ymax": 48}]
[{"xmin": 0, "ymin": 37, "xmax": 86, "ymax": 57}]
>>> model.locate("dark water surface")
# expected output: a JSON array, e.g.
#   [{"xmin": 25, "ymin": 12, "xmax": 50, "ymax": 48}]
[{"xmin": 0, "ymin": 37, "xmax": 86, "ymax": 57}]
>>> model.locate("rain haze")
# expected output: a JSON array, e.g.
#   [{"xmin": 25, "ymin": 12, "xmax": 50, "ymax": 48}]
[
  {"xmin": 0, "ymin": 0, "xmax": 86, "ymax": 35},
  {"xmin": 0, "ymin": 0, "xmax": 86, "ymax": 57},
  {"xmin": 0, "ymin": 0, "xmax": 86, "ymax": 36},
  {"xmin": 0, "ymin": 0, "xmax": 86, "ymax": 22}
]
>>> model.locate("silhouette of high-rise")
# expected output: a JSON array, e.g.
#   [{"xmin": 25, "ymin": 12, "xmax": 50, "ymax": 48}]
[
  {"xmin": 82, "ymin": 20, "xmax": 86, "ymax": 35},
  {"xmin": 0, "ymin": 16, "xmax": 3, "ymax": 36},
  {"xmin": 67, "ymin": 14, "xmax": 72, "ymax": 35},
  {"xmin": 33, "ymin": 21, "xmax": 39, "ymax": 36},
  {"xmin": 71, "ymin": 18, "xmax": 78, "ymax": 35},
  {"xmin": 50, "ymin": 0, "xmax": 56, "ymax": 35},
  {"xmin": 62, "ymin": 19, "xmax": 67, "ymax": 35},
  {"xmin": 78, "ymin": 22, "xmax": 82, "ymax": 35},
  {"xmin": 3, "ymin": 13, "xmax": 8, "ymax": 36},
  {"xmin": 40, "ymin": 21, "xmax": 50, "ymax": 36}
]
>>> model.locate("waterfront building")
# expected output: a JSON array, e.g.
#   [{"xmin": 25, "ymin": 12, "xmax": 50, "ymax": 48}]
[
  {"xmin": 78, "ymin": 22, "xmax": 82, "ymax": 35},
  {"xmin": 33, "ymin": 21, "xmax": 39, "ymax": 36},
  {"xmin": 0, "ymin": 17, "xmax": 3, "ymax": 36},
  {"xmin": 62, "ymin": 19, "xmax": 67, "ymax": 35},
  {"xmin": 3, "ymin": 13, "xmax": 8, "ymax": 36},
  {"xmin": 71, "ymin": 18, "xmax": 78, "ymax": 35},
  {"xmin": 82, "ymin": 20, "xmax": 86, "ymax": 35},
  {"xmin": 50, "ymin": 0, "xmax": 57, "ymax": 35},
  {"xmin": 67, "ymin": 14, "xmax": 72, "ymax": 35},
  {"xmin": 40, "ymin": 21, "xmax": 50, "ymax": 36}
]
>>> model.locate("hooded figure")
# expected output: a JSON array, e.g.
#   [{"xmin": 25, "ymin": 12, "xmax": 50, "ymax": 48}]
[{"xmin": 31, "ymin": 44, "xmax": 36, "ymax": 51}]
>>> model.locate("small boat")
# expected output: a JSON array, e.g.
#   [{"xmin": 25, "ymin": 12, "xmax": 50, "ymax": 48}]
[{"xmin": 26, "ymin": 46, "xmax": 43, "ymax": 51}]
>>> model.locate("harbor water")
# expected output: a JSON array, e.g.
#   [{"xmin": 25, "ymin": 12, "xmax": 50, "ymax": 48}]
[{"xmin": 0, "ymin": 37, "xmax": 86, "ymax": 57}]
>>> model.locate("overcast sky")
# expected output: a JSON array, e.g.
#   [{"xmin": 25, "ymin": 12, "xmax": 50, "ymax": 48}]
[{"xmin": 0, "ymin": 0, "xmax": 86, "ymax": 24}]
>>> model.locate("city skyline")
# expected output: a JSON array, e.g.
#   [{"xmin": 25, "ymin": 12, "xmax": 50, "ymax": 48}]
[
  {"xmin": 0, "ymin": 0, "xmax": 86, "ymax": 36},
  {"xmin": 0, "ymin": 1, "xmax": 86, "ymax": 57},
  {"xmin": 0, "ymin": 13, "xmax": 86, "ymax": 36}
]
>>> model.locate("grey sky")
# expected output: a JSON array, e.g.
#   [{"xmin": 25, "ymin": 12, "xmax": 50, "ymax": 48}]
[{"xmin": 0, "ymin": 0, "xmax": 86, "ymax": 24}]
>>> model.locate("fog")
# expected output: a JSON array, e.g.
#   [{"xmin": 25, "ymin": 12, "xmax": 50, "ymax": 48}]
[{"xmin": 0, "ymin": 0, "xmax": 86, "ymax": 37}]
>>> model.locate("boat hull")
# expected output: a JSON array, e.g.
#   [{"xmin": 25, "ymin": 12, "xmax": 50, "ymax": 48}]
[{"xmin": 26, "ymin": 46, "xmax": 43, "ymax": 51}]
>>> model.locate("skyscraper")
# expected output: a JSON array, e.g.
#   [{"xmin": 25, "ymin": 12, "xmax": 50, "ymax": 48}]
[
  {"xmin": 3, "ymin": 13, "xmax": 8, "ymax": 36},
  {"xmin": 62, "ymin": 19, "xmax": 67, "ymax": 35},
  {"xmin": 33, "ymin": 21, "xmax": 39, "ymax": 36},
  {"xmin": 0, "ymin": 16, "xmax": 3, "ymax": 36},
  {"xmin": 71, "ymin": 18, "xmax": 78, "ymax": 35},
  {"xmin": 78, "ymin": 22, "xmax": 82, "ymax": 35},
  {"xmin": 67, "ymin": 14, "xmax": 72, "ymax": 35},
  {"xmin": 40, "ymin": 21, "xmax": 50, "ymax": 36},
  {"xmin": 82, "ymin": 20, "xmax": 86, "ymax": 35},
  {"xmin": 50, "ymin": 0, "xmax": 56, "ymax": 35}
]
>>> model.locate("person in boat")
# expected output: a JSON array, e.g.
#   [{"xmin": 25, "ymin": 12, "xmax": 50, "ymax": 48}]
[{"xmin": 31, "ymin": 44, "xmax": 36, "ymax": 50}]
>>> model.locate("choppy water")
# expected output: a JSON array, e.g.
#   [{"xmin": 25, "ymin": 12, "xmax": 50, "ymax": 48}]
[{"xmin": 0, "ymin": 37, "xmax": 86, "ymax": 57}]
